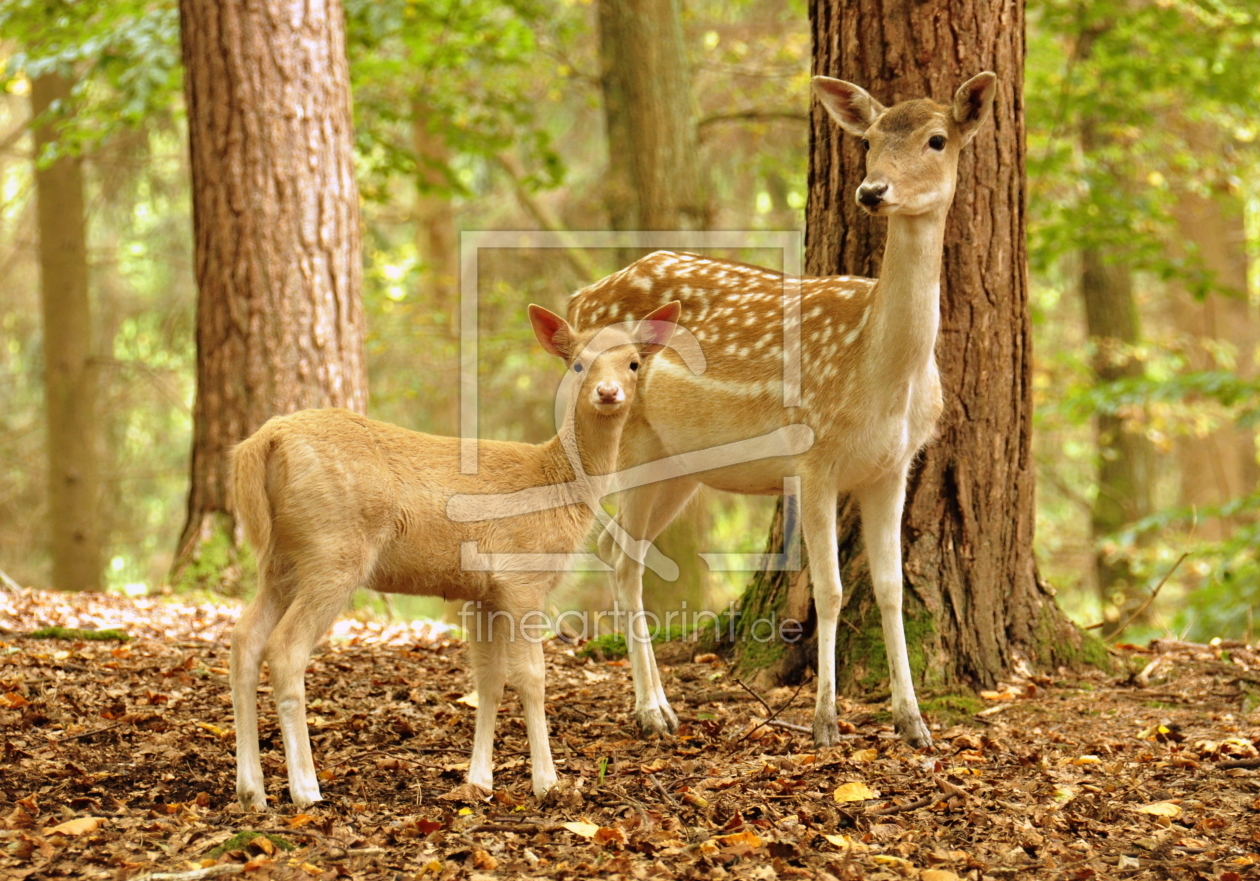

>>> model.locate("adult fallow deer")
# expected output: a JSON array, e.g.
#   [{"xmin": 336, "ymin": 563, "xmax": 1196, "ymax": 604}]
[{"xmin": 567, "ymin": 73, "xmax": 999, "ymax": 749}]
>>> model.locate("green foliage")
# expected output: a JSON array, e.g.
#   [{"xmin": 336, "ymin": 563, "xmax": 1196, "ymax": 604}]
[
  {"xmin": 1027, "ymin": 0, "xmax": 1260, "ymax": 638},
  {"xmin": 0, "ymin": 0, "xmax": 183, "ymax": 161},
  {"xmin": 345, "ymin": 0, "xmax": 566, "ymax": 200}
]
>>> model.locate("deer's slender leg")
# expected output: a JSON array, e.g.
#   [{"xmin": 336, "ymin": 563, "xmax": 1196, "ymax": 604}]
[
  {"xmin": 265, "ymin": 567, "xmax": 362, "ymax": 808},
  {"xmin": 856, "ymin": 472, "xmax": 933, "ymax": 748},
  {"xmin": 466, "ymin": 604, "xmax": 508, "ymax": 792},
  {"xmin": 603, "ymin": 474, "xmax": 700, "ymax": 736},
  {"xmin": 231, "ymin": 560, "xmax": 293, "ymax": 811},
  {"xmin": 506, "ymin": 620, "xmax": 558, "ymax": 796},
  {"xmin": 800, "ymin": 479, "xmax": 842, "ymax": 746}
]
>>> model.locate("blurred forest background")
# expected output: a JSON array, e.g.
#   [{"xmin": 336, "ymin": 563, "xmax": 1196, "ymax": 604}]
[{"xmin": 0, "ymin": 0, "xmax": 1257, "ymax": 642}]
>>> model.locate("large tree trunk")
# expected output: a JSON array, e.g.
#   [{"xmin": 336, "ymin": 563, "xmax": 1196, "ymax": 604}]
[
  {"xmin": 597, "ymin": 0, "xmax": 711, "ymax": 610},
  {"xmin": 174, "ymin": 0, "xmax": 368, "ymax": 593},
  {"xmin": 32, "ymin": 71, "xmax": 104, "ymax": 593},
  {"xmin": 1081, "ymin": 247, "xmax": 1153, "ymax": 632},
  {"xmin": 732, "ymin": 0, "xmax": 1079, "ymax": 693}
]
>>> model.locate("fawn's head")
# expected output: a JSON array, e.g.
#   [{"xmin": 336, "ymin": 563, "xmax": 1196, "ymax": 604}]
[
  {"xmin": 812, "ymin": 73, "xmax": 997, "ymax": 217},
  {"xmin": 528, "ymin": 300, "xmax": 681, "ymax": 421}
]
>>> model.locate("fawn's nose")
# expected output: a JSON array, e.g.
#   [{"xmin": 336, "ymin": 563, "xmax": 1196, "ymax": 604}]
[
  {"xmin": 857, "ymin": 182, "xmax": 888, "ymax": 207},
  {"xmin": 595, "ymin": 382, "xmax": 624, "ymax": 405}
]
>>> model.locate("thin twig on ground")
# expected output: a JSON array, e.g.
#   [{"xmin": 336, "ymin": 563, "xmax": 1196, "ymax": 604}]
[
  {"xmin": 736, "ymin": 678, "xmax": 808, "ymax": 742},
  {"xmin": 1087, "ymin": 553, "xmax": 1188, "ymax": 637}
]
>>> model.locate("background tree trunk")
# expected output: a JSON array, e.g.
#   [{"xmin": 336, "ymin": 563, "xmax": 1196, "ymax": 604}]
[
  {"xmin": 32, "ymin": 71, "xmax": 104, "ymax": 593},
  {"xmin": 1168, "ymin": 129, "xmax": 1259, "ymax": 540},
  {"xmin": 731, "ymin": 0, "xmax": 1080, "ymax": 692},
  {"xmin": 1081, "ymin": 247, "xmax": 1153, "ymax": 632},
  {"xmin": 174, "ymin": 0, "xmax": 368, "ymax": 593},
  {"xmin": 597, "ymin": 0, "xmax": 712, "ymax": 612},
  {"xmin": 597, "ymin": 0, "xmax": 707, "ymax": 236}
]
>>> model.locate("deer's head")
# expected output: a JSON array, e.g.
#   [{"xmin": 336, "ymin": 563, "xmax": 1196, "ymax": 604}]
[
  {"xmin": 812, "ymin": 73, "xmax": 997, "ymax": 217},
  {"xmin": 529, "ymin": 300, "xmax": 681, "ymax": 423}
]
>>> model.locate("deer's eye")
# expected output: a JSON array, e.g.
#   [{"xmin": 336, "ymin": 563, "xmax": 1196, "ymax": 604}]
[
  {"xmin": 861, "ymin": 138, "xmax": 871, "ymax": 152},
  {"xmin": 929, "ymin": 135, "xmax": 946, "ymax": 151},
  {"xmin": 630, "ymin": 362, "xmax": 640, "ymax": 372},
  {"xmin": 573, "ymin": 363, "xmax": 583, "ymax": 373}
]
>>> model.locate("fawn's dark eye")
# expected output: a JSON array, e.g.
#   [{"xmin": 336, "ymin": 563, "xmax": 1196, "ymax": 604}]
[
  {"xmin": 630, "ymin": 362, "xmax": 639, "ymax": 372},
  {"xmin": 861, "ymin": 138, "xmax": 871, "ymax": 152},
  {"xmin": 573, "ymin": 363, "xmax": 583, "ymax": 373},
  {"xmin": 929, "ymin": 135, "xmax": 946, "ymax": 151}
]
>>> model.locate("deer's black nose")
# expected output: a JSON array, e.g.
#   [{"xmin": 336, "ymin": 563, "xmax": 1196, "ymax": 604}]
[{"xmin": 857, "ymin": 182, "xmax": 888, "ymax": 207}]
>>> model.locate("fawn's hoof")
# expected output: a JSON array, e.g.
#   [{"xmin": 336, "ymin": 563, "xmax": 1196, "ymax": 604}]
[
  {"xmin": 636, "ymin": 704, "xmax": 679, "ymax": 737},
  {"xmin": 237, "ymin": 788, "xmax": 268, "ymax": 812}
]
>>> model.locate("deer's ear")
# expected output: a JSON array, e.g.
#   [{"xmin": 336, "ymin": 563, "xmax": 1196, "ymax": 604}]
[
  {"xmin": 635, "ymin": 301, "xmax": 681, "ymax": 356},
  {"xmin": 952, "ymin": 72, "xmax": 997, "ymax": 145},
  {"xmin": 528, "ymin": 305, "xmax": 573, "ymax": 359},
  {"xmin": 812, "ymin": 76, "xmax": 885, "ymax": 136}
]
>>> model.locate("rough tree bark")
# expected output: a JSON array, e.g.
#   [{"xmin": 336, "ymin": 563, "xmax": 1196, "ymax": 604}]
[
  {"xmin": 32, "ymin": 71, "xmax": 104, "ymax": 593},
  {"xmin": 731, "ymin": 0, "xmax": 1081, "ymax": 693},
  {"xmin": 174, "ymin": 0, "xmax": 368, "ymax": 593},
  {"xmin": 597, "ymin": 0, "xmax": 710, "ymax": 610}
]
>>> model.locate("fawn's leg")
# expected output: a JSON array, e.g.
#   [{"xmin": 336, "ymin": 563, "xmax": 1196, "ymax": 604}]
[
  {"xmin": 800, "ymin": 479, "xmax": 842, "ymax": 746},
  {"xmin": 231, "ymin": 559, "xmax": 293, "ymax": 811},
  {"xmin": 856, "ymin": 471, "xmax": 933, "ymax": 748},
  {"xmin": 466, "ymin": 606, "xmax": 508, "ymax": 792},
  {"xmin": 506, "ymin": 625, "xmax": 558, "ymax": 797},
  {"xmin": 265, "ymin": 569, "xmax": 359, "ymax": 808}
]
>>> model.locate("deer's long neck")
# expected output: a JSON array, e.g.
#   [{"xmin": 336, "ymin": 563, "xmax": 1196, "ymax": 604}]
[
  {"xmin": 863, "ymin": 209, "xmax": 947, "ymax": 391},
  {"xmin": 545, "ymin": 409, "xmax": 625, "ymax": 507}
]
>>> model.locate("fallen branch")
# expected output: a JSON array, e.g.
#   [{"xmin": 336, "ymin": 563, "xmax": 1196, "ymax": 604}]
[
  {"xmin": 1215, "ymin": 757, "xmax": 1260, "ymax": 769},
  {"xmin": 766, "ymin": 720, "xmax": 812, "ymax": 734},
  {"xmin": 132, "ymin": 865, "xmax": 245, "ymax": 881},
  {"xmin": 868, "ymin": 793, "xmax": 941, "ymax": 816}
]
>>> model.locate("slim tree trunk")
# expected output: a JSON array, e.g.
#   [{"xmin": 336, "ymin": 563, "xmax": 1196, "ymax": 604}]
[
  {"xmin": 412, "ymin": 101, "xmax": 458, "ymax": 332},
  {"xmin": 1081, "ymin": 247, "xmax": 1153, "ymax": 631},
  {"xmin": 32, "ymin": 71, "xmax": 104, "ymax": 593},
  {"xmin": 597, "ymin": 0, "xmax": 707, "ymax": 236},
  {"xmin": 597, "ymin": 0, "xmax": 711, "ymax": 611},
  {"xmin": 732, "ymin": 0, "xmax": 1078, "ymax": 692},
  {"xmin": 174, "ymin": 0, "xmax": 368, "ymax": 593}
]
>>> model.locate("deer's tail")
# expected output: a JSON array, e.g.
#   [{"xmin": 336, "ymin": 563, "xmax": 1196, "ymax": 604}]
[{"xmin": 229, "ymin": 423, "xmax": 277, "ymax": 564}]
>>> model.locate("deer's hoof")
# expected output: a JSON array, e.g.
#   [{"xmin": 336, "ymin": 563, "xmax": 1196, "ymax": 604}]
[
  {"xmin": 237, "ymin": 787, "xmax": 268, "ymax": 812},
  {"xmin": 289, "ymin": 785, "xmax": 323, "ymax": 809},
  {"xmin": 532, "ymin": 774, "xmax": 560, "ymax": 799},
  {"xmin": 896, "ymin": 713, "xmax": 934, "ymax": 750},
  {"xmin": 636, "ymin": 705, "xmax": 678, "ymax": 737},
  {"xmin": 812, "ymin": 717, "xmax": 840, "ymax": 748}
]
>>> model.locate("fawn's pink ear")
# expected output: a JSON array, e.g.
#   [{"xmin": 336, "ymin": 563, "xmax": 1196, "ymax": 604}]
[
  {"xmin": 635, "ymin": 301, "xmax": 681, "ymax": 356},
  {"xmin": 528, "ymin": 305, "xmax": 573, "ymax": 359}
]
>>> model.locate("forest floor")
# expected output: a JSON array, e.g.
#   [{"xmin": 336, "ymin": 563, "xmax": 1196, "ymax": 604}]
[{"xmin": 1, "ymin": 585, "xmax": 1259, "ymax": 881}]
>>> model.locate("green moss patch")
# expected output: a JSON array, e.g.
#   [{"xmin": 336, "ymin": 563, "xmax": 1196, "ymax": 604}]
[{"xmin": 26, "ymin": 626, "xmax": 130, "ymax": 642}]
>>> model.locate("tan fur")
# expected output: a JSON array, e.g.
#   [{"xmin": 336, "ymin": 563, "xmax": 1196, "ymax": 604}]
[
  {"xmin": 566, "ymin": 74, "xmax": 998, "ymax": 750},
  {"xmin": 229, "ymin": 302, "xmax": 679, "ymax": 809}
]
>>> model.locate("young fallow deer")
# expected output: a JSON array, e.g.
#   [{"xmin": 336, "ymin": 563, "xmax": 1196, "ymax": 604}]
[
  {"xmin": 568, "ymin": 73, "xmax": 999, "ymax": 750},
  {"xmin": 228, "ymin": 301, "xmax": 680, "ymax": 809}
]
